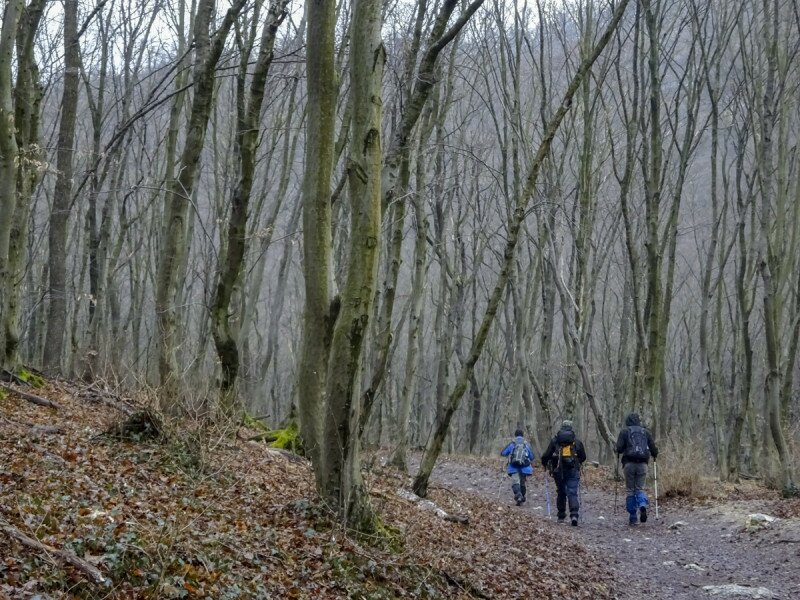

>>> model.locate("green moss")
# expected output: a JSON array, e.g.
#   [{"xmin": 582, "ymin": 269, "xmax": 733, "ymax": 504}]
[
  {"xmin": 242, "ymin": 413, "xmax": 271, "ymax": 433},
  {"xmin": 17, "ymin": 368, "xmax": 45, "ymax": 388},
  {"xmin": 244, "ymin": 414, "xmax": 305, "ymax": 456},
  {"xmin": 372, "ymin": 517, "xmax": 404, "ymax": 553},
  {"xmin": 267, "ymin": 421, "xmax": 302, "ymax": 453}
]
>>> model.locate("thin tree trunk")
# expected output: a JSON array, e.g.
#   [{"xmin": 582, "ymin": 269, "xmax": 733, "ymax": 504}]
[
  {"xmin": 155, "ymin": 0, "xmax": 246, "ymax": 406},
  {"xmin": 43, "ymin": 0, "xmax": 80, "ymax": 374},
  {"xmin": 211, "ymin": 0, "xmax": 289, "ymax": 406}
]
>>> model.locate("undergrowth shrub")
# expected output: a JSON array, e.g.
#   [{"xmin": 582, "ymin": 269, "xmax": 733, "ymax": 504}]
[{"xmin": 655, "ymin": 443, "xmax": 711, "ymax": 499}]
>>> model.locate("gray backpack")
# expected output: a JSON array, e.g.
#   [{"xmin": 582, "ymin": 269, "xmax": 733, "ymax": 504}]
[{"xmin": 510, "ymin": 441, "xmax": 530, "ymax": 468}]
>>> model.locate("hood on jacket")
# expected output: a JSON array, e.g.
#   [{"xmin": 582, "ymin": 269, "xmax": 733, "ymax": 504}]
[{"xmin": 625, "ymin": 413, "xmax": 642, "ymax": 427}]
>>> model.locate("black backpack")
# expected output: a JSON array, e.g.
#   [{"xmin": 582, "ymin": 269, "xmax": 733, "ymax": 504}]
[
  {"xmin": 554, "ymin": 429, "xmax": 577, "ymax": 471},
  {"xmin": 624, "ymin": 426, "xmax": 650, "ymax": 462},
  {"xmin": 510, "ymin": 440, "xmax": 531, "ymax": 468}
]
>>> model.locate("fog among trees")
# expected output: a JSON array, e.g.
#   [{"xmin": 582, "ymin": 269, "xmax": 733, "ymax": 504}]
[{"xmin": 2, "ymin": 0, "xmax": 798, "ymax": 528}]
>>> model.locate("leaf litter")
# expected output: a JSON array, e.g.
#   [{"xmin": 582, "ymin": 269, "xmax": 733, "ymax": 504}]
[{"xmin": 0, "ymin": 385, "xmax": 619, "ymax": 599}]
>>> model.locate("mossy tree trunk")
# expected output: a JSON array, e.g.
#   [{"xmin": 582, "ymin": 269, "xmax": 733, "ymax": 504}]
[
  {"xmin": 756, "ymin": 0, "xmax": 796, "ymax": 493},
  {"xmin": 3, "ymin": 0, "xmax": 45, "ymax": 370},
  {"xmin": 0, "ymin": 0, "xmax": 24, "ymax": 371},
  {"xmin": 318, "ymin": 0, "xmax": 384, "ymax": 530},
  {"xmin": 211, "ymin": 0, "xmax": 289, "ymax": 409},
  {"xmin": 297, "ymin": 0, "xmax": 338, "ymax": 473},
  {"xmin": 155, "ymin": 0, "xmax": 247, "ymax": 407}
]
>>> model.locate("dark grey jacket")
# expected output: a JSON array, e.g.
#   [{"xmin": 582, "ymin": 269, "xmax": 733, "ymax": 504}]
[{"xmin": 615, "ymin": 413, "xmax": 658, "ymax": 465}]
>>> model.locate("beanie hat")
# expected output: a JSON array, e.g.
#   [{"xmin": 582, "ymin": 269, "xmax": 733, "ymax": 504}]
[{"xmin": 561, "ymin": 420, "xmax": 573, "ymax": 429}]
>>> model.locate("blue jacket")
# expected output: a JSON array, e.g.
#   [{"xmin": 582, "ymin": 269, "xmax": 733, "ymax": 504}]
[{"xmin": 501, "ymin": 436, "xmax": 535, "ymax": 475}]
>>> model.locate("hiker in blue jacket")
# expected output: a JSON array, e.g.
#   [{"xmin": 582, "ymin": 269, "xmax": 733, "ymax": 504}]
[
  {"xmin": 541, "ymin": 420, "xmax": 587, "ymax": 526},
  {"xmin": 501, "ymin": 429, "xmax": 535, "ymax": 506},
  {"xmin": 616, "ymin": 413, "xmax": 659, "ymax": 526}
]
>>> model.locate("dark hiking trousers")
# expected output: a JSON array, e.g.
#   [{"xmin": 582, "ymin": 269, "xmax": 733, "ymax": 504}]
[
  {"xmin": 511, "ymin": 472, "xmax": 527, "ymax": 502},
  {"xmin": 554, "ymin": 468, "xmax": 580, "ymax": 519}
]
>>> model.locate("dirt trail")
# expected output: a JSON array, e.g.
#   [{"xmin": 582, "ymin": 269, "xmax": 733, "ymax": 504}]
[{"xmin": 418, "ymin": 458, "xmax": 800, "ymax": 600}]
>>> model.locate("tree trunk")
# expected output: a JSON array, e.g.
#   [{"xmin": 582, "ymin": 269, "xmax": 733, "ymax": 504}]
[
  {"xmin": 318, "ymin": 0, "xmax": 384, "ymax": 530},
  {"xmin": 0, "ymin": 0, "xmax": 24, "ymax": 370},
  {"xmin": 211, "ymin": 0, "xmax": 288, "ymax": 407},
  {"xmin": 155, "ymin": 0, "xmax": 246, "ymax": 406},
  {"xmin": 42, "ymin": 0, "xmax": 80, "ymax": 374},
  {"xmin": 297, "ymin": 0, "xmax": 338, "ymax": 471}
]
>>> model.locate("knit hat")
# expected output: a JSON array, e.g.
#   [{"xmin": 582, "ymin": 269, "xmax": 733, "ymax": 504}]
[
  {"xmin": 561, "ymin": 420, "xmax": 573, "ymax": 429},
  {"xmin": 514, "ymin": 429, "xmax": 524, "ymax": 437}
]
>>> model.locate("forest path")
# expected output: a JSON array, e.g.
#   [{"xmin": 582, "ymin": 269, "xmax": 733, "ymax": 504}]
[{"xmin": 417, "ymin": 457, "xmax": 800, "ymax": 600}]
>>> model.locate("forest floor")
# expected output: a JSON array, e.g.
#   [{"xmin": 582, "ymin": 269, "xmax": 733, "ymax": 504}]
[
  {"xmin": 416, "ymin": 454, "xmax": 800, "ymax": 600},
  {"xmin": 0, "ymin": 382, "xmax": 618, "ymax": 599},
  {"xmin": 1, "ymin": 381, "xmax": 798, "ymax": 599}
]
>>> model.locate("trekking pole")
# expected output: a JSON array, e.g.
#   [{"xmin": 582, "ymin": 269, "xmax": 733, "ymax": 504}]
[
  {"xmin": 614, "ymin": 454, "xmax": 620, "ymax": 514},
  {"xmin": 543, "ymin": 471, "xmax": 552, "ymax": 519},
  {"xmin": 653, "ymin": 459, "xmax": 659, "ymax": 520}
]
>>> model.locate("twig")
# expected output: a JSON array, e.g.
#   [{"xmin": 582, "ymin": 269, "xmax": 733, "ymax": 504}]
[
  {"xmin": 1, "ymin": 524, "xmax": 107, "ymax": 584},
  {"xmin": 0, "ymin": 415, "xmax": 63, "ymax": 436},
  {"xmin": 443, "ymin": 514, "xmax": 470, "ymax": 525},
  {"xmin": 0, "ymin": 383, "xmax": 60, "ymax": 410}
]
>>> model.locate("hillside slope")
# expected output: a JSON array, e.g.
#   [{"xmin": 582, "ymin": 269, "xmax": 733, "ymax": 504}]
[{"xmin": 0, "ymin": 382, "xmax": 617, "ymax": 599}]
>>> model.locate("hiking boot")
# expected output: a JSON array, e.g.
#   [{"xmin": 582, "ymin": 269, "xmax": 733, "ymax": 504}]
[
  {"xmin": 639, "ymin": 507, "xmax": 647, "ymax": 523},
  {"xmin": 628, "ymin": 515, "xmax": 638, "ymax": 526},
  {"xmin": 557, "ymin": 515, "xmax": 566, "ymax": 523},
  {"xmin": 571, "ymin": 517, "xmax": 578, "ymax": 527}
]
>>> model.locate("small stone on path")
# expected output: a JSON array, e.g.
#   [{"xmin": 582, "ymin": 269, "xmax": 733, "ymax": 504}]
[
  {"xmin": 702, "ymin": 584, "xmax": 777, "ymax": 598},
  {"xmin": 744, "ymin": 514, "xmax": 777, "ymax": 531}
]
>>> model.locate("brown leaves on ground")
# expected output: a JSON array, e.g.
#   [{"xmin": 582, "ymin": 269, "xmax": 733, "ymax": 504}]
[{"xmin": 1, "ymin": 386, "xmax": 618, "ymax": 599}]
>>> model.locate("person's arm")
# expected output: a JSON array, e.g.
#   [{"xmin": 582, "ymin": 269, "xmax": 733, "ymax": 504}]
[
  {"xmin": 615, "ymin": 429, "xmax": 627, "ymax": 455},
  {"xmin": 647, "ymin": 430, "xmax": 659, "ymax": 459},
  {"xmin": 577, "ymin": 440, "xmax": 587, "ymax": 464},
  {"xmin": 501, "ymin": 443, "xmax": 513, "ymax": 457}
]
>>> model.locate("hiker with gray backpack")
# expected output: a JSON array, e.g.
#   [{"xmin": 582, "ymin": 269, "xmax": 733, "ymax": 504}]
[
  {"xmin": 541, "ymin": 420, "xmax": 586, "ymax": 526},
  {"xmin": 501, "ymin": 429, "xmax": 535, "ymax": 505},
  {"xmin": 615, "ymin": 413, "xmax": 659, "ymax": 526}
]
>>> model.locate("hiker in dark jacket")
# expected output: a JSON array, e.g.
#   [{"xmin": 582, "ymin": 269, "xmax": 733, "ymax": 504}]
[
  {"xmin": 541, "ymin": 420, "xmax": 586, "ymax": 526},
  {"xmin": 501, "ymin": 429, "xmax": 535, "ymax": 506},
  {"xmin": 616, "ymin": 413, "xmax": 658, "ymax": 526}
]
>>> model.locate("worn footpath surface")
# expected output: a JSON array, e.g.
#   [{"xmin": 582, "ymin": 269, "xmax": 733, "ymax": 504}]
[{"xmin": 417, "ymin": 456, "xmax": 800, "ymax": 600}]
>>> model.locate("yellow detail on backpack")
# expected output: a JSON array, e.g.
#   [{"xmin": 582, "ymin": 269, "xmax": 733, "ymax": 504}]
[{"xmin": 560, "ymin": 444, "xmax": 574, "ymax": 458}]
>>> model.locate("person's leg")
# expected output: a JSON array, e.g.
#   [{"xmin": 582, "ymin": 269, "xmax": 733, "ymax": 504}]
[
  {"xmin": 510, "ymin": 471, "xmax": 522, "ymax": 504},
  {"xmin": 623, "ymin": 462, "xmax": 638, "ymax": 525},
  {"xmin": 555, "ymin": 473, "xmax": 567, "ymax": 520},
  {"xmin": 566, "ymin": 470, "xmax": 580, "ymax": 525},
  {"xmin": 634, "ymin": 463, "xmax": 649, "ymax": 522},
  {"xmin": 519, "ymin": 474, "xmax": 527, "ymax": 503}
]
